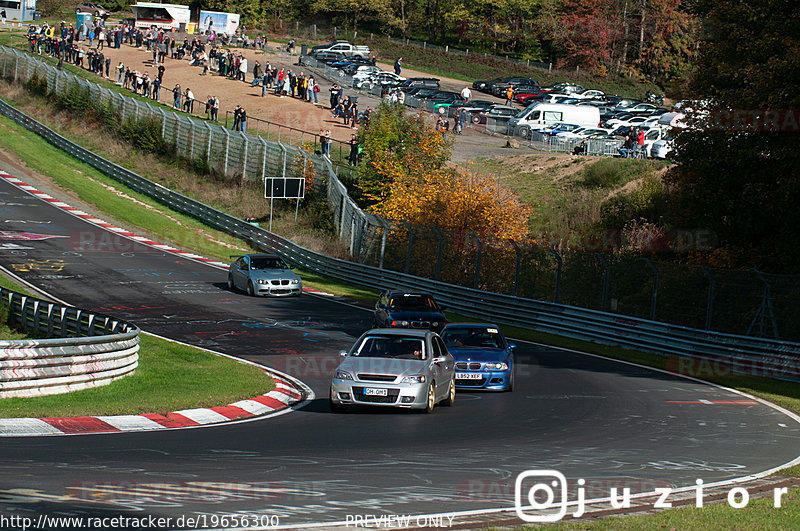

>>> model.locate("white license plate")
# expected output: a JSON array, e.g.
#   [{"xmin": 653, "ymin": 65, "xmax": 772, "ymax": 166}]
[
  {"xmin": 456, "ymin": 373, "xmax": 482, "ymax": 380},
  {"xmin": 364, "ymin": 388, "xmax": 388, "ymax": 396}
]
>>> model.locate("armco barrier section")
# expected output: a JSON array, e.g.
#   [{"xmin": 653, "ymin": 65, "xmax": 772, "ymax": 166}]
[
  {"xmin": 0, "ymin": 288, "xmax": 140, "ymax": 398},
  {"xmin": 1, "ymin": 100, "xmax": 798, "ymax": 383}
]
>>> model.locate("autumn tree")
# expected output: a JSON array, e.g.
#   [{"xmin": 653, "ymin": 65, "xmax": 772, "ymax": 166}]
[{"xmin": 357, "ymin": 103, "xmax": 530, "ymax": 241}]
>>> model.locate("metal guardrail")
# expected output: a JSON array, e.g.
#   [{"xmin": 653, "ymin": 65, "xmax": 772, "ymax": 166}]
[
  {"xmin": 1, "ymin": 97, "xmax": 798, "ymax": 384},
  {"xmin": 0, "ymin": 288, "xmax": 140, "ymax": 398}
]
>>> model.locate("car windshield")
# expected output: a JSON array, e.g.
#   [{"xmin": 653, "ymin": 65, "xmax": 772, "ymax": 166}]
[
  {"xmin": 354, "ymin": 336, "xmax": 426, "ymax": 360},
  {"xmin": 441, "ymin": 328, "xmax": 503, "ymax": 349},
  {"xmin": 250, "ymin": 257, "xmax": 288, "ymax": 270},
  {"xmin": 388, "ymin": 294, "xmax": 437, "ymax": 311}
]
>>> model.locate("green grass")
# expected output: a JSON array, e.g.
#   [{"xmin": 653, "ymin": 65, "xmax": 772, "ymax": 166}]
[
  {"xmin": 579, "ymin": 158, "xmax": 668, "ymax": 189},
  {"xmin": 0, "ymin": 332, "xmax": 274, "ymax": 417},
  {"xmin": 0, "ymin": 113, "xmax": 252, "ymax": 263},
  {"xmin": 543, "ymin": 485, "xmax": 800, "ymax": 530}
]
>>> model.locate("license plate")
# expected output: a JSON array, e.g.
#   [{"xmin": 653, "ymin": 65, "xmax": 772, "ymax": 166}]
[
  {"xmin": 456, "ymin": 373, "xmax": 482, "ymax": 380},
  {"xmin": 364, "ymin": 388, "xmax": 388, "ymax": 396}
]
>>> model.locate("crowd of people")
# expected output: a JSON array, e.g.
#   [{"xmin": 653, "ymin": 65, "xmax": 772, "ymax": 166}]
[{"xmin": 26, "ymin": 18, "xmax": 372, "ymax": 163}]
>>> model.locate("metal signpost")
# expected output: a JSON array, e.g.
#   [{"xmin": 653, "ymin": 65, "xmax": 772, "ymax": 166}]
[{"xmin": 264, "ymin": 177, "xmax": 305, "ymax": 231}]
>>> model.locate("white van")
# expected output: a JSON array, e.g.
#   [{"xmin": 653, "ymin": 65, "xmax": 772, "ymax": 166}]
[{"xmin": 508, "ymin": 103, "xmax": 601, "ymax": 138}]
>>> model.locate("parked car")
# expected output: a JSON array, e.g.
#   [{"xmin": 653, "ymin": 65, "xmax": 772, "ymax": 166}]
[
  {"xmin": 330, "ymin": 56, "xmax": 373, "ymax": 70},
  {"xmin": 348, "ymin": 65, "xmax": 381, "ymax": 84},
  {"xmin": 538, "ymin": 123, "xmax": 584, "ymax": 136},
  {"xmin": 509, "ymin": 103, "xmax": 601, "ymax": 139},
  {"xmin": 471, "ymin": 104, "xmax": 521, "ymax": 125},
  {"xmin": 546, "ymin": 82, "xmax": 585, "ymax": 94},
  {"xmin": 76, "ymin": 2, "xmax": 109, "ymax": 16},
  {"xmin": 400, "ymin": 77, "xmax": 440, "ymax": 90},
  {"xmin": 447, "ymin": 99, "xmax": 495, "ymax": 118},
  {"xmin": 555, "ymin": 126, "xmax": 615, "ymax": 139},
  {"xmin": 491, "ymin": 78, "xmax": 540, "ymax": 98},
  {"xmin": 440, "ymin": 324, "xmax": 516, "ymax": 391},
  {"xmin": 472, "ymin": 77, "xmax": 505, "ymax": 93},
  {"xmin": 355, "ymin": 71, "xmax": 405, "ymax": 89},
  {"xmin": 314, "ymin": 51, "xmax": 349, "ymax": 64},
  {"xmin": 227, "ymin": 254, "xmax": 302, "ymax": 297},
  {"xmin": 373, "ymin": 291, "xmax": 448, "ymax": 332},
  {"xmin": 426, "ymin": 91, "xmax": 466, "ymax": 113},
  {"xmin": 329, "ymin": 329, "xmax": 456, "ymax": 413}
]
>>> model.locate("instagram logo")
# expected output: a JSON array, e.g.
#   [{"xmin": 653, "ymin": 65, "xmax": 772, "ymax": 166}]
[{"xmin": 514, "ymin": 470, "xmax": 568, "ymax": 523}]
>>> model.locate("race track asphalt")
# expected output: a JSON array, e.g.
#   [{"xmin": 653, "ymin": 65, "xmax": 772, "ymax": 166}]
[{"xmin": 0, "ymin": 174, "xmax": 799, "ymax": 529}]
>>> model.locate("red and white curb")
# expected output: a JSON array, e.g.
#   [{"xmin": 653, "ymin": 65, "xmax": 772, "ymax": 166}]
[
  {"xmin": 0, "ymin": 377, "xmax": 304, "ymax": 437},
  {"xmin": 0, "ymin": 171, "xmax": 335, "ymax": 296}
]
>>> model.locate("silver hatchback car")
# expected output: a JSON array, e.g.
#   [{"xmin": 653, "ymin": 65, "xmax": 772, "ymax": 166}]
[{"xmin": 330, "ymin": 329, "xmax": 456, "ymax": 413}]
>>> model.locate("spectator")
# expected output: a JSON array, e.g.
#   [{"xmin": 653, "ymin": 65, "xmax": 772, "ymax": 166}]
[
  {"xmin": 460, "ymin": 86, "xmax": 471, "ymax": 102},
  {"xmin": 233, "ymin": 104, "xmax": 241, "ymax": 130},
  {"xmin": 505, "ymin": 86, "xmax": 514, "ymax": 105},
  {"xmin": 394, "ymin": 57, "xmax": 402, "ymax": 75},
  {"xmin": 210, "ymin": 95, "xmax": 219, "ymax": 121},
  {"xmin": 172, "ymin": 83, "xmax": 182, "ymax": 109},
  {"xmin": 116, "ymin": 61, "xmax": 124, "ymax": 84},
  {"xmin": 348, "ymin": 134, "xmax": 359, "ymax": 165},
  {"xmin": 184, "ymin": 88, "xmax": 195, "ymax": 113},
  {"xmin": 240, "ymin": 107, "xmax": 247, "ymax": 133}
]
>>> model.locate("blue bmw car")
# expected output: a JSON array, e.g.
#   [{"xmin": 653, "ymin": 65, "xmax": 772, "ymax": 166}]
[{"xmin": 440, "ymin": 324, "xmax": 516, "ymax": 391}]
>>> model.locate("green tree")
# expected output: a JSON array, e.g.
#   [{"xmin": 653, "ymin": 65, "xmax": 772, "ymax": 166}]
[{"xmin": 666, "ymin": 0, "xmax": 800, "ymax": 271}]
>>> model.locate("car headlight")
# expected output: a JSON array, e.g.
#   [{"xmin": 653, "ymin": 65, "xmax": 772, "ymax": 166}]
[
  {"xmin": 401, "ymin": 375, "xmax": 426, "ymax": 384},
  {"xmin": 335, "ymin": 370, "xmax": 354, "ymax": 380},
  {"xmin": 257, "ymin": 279, "xmax": 269, "ymax": 284},
  {"xmin": 291, "ymin": 279, "xmax": 300, "ymax": 284},
  {"xmin": 484, "ymin": 362, "xmax": 509, "ymax": 370}
]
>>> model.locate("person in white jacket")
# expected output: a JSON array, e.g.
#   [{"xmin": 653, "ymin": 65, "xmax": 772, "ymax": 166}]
[{"xmin": 239, "ymin": 57, "xmax": 248, "ymax": 82}]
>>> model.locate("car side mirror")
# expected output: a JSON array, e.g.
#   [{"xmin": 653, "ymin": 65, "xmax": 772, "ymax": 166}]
[
  {"xmin": 508, "ymin": 342, "xmax": 517, "ymax": 350},
  {"xmin": 339, "ymin": 350, "xmax": 348, "ymax": 358},
  {"xmin": 432, "ymin": 356, "xmax": 446, "ymax": 365}
]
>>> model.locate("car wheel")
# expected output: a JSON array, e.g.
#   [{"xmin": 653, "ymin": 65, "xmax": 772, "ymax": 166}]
[
  {"xmin": 246, "ymin": 281, "xmax": 255, "ymax": 297},
  {"xmin": 507, "ymin": 368, "xmax": 515, "ymax": 392},
  {"xmin": 520, "ymin": 127, "xmax": 531, "ymax": 139},
  {"xmin": 423, "ymin": 383, "xmax": 436, "ymax": 413},
  {"xmin": 227, "ymin": 275, "xmax": 235, "ymax": 291},
  {"xmin": 471, "ymin": 115, "xmax": 481, "ymax": 124},
  {"xmin": 441, "ymin": 379, "xmax": 455, "ymax": 406}
]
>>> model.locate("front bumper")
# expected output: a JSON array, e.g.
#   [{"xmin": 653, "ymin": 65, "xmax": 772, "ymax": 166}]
[
  {"xmin": 254, "ymin": 283, "xmax": 302, "ymax": 296},
  {"xmin": 454, "ymin": 369, "xmax": 511, "ymax": 390},
  {"xmin": 330, "ymin": 379, "xmax": 429, "ymax": 409}
]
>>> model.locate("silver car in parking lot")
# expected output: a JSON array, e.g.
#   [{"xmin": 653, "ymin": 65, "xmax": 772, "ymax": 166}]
[{"xmin": 330, "ymin": 329, "xmax": 456, "ymax": 413}]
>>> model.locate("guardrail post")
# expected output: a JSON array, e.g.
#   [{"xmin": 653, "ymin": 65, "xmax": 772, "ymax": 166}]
[
  {"xmin": 550, "ymin": 247, "xmax": 562, "ymax": 303},
  {"xmin": 700, "ymin": 266, "xmax": 715, "ymax": 330},
  {"xmin": 594, "ymin": 253, "xmax": 611, "ymax": 311},
  {"xmin": 637, "ymin": 258, "xmax": 659, "ymax": 321},
  {"xmin": 222, "ymin": 128, "xmax": 231, "ymax": 177},
  {"xmin": 19, "ymin": 295, "xmax": 28, "ymax": 331},
  {"xmin": 205, "ymin": 122, "xmax": 213, "ymax": 164},
  {"xmin": 32, "ymin": 300, "xmax": 40, "ymax": 332},
  {"xmin": 401, "ymin": 221, "xmax": 414, "ymax": 275},
  {"xmin": 509, "ymin": 239, "xmax": 522, "ymax": 297},
  {"xmin": 46, "ymin": 303, "xmax": 55, "ymax": 336},
  {"xmin": 470, "ymin": 232, "xmax": 483, "ymax": 289},
  {"xmin": 747, "ymin": 271, "xmax": 779, "ymax": 339},
  {"xmin": 258, "ymin": 137, "xmax": 268, "ymax": 181},
  {"xmin": 241, "ymin": 132, "xmax": 249, "ymax": 179}
]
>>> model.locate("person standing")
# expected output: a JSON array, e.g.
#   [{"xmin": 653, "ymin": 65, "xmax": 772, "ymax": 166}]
[
  {"xmin": 1, "ymin": 9, "xmax": 7, "ymax": 25},
  {"xmin": 348, "ymin": 134, "xmax": 359, "ymax": 165},
  {"xmin": 239, "ymin": 107, "xmax": 247, "ymax": 134},
  {"xmin": 505, "ymin": 85, "xmax": 514, "ymax": 105},
  {"xmin": 116, "ymin": 61, "xmax": 124, "ymax": 84},
  {"xmin": 172, "ymin": 83, "xmax": 181, "ymax": 109},
  {"xmin": 394, "ymin": 57, "xmax": 402, "ymax": 75},
  {"xmin": 232, "ymin": 104, "xmax": 241, "ymax": 130},
  {"xmin": 460, "ymin": 86, "xmax": 471, "ymax": 102},
  {"xmin": 211, "ymin": 95, "xmax": 219, "ymax": 121},
  {"xmin": 184, "ymin": 87, "xmax": 194, "ymax": 113}
]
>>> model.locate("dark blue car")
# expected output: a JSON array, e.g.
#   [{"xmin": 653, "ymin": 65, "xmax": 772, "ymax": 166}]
[
  {"xmin": 373, "ymin": 291, "xmax": 448, "ymax": 332},
  {"xmin": 440, "ymin": 323, "xmax": 516, "ymax": 391}
]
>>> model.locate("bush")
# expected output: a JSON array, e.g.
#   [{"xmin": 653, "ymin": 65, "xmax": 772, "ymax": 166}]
[
  {"xmin": 25, "ymin": 73, "xmax": 48, "ymax": 97},
  {"xmin": 580, "ymin": 158, "xmax": 661, "ymax": 189},
  {"xmin": 118, "ymin": 116, "xmax": 166, "ymax": 154},
  {"xmin": 600, "ymin": 175, "xmax": 668, "ymax": 228}
]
